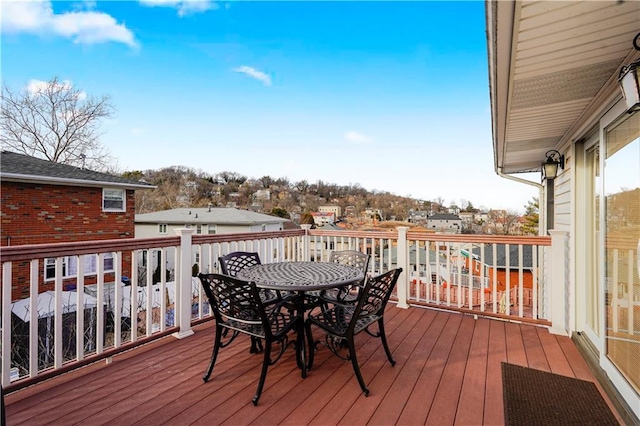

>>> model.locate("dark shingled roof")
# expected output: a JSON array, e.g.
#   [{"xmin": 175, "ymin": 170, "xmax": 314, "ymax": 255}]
[
  {"xmin": 472, "ymin": 244, "xmax": 534, "ymax": 269},
  {"xmin": 428, "ymin": 213, "xmax": 462, "ymax": 220},
  {"xmin": 0, "ymin": 151, "xmax": 154, "ymax": 189}
]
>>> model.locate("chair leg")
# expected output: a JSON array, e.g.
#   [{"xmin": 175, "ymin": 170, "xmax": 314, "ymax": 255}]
[
  {"xmin": 378, "ymin": 319, "xmax": 396, "ymax": 366},
  {"xmin": 305, "ymin": 320, "xmax": 315, "ymax": 371},
  {"xmin": 252, "ymin": 341, "xmax": 271, "ymax": 406},
  {"xmin": 204, "ymin": 325, "xmax": 223, "ymax": 382},
  {"xmin": 250, "ymin": 336, "xmax": 263, "ymax": 353},
  {"xmin": 347, "ymin": 338, "xmax": 369, "ymax": 396}
]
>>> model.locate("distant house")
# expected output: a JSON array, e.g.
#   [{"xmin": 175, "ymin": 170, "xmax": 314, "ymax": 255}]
[
  {"xmin": 0, "ymin": 150, "xmax": 154, "ymax": 299},
  {"xmin": 407, "ymin": 209, "xmax": 429, "ymax": 224},
  {"xmin": 135, "ymin": 207, "xmax": 290, "ymax": 237},
  {"xmin": 253, "ymin": 189, "xmax": 271, "ymax": 201},
  {"xmin": 318, "ymin": 205, "xmax": 341, "ymax": 218},
  {"xmin": 427, "ymin": 213, "xmax": 462, "ymax": 234},
  {"xmin": 310, "ymin": 211, "xmax": 335, "ymax": 227},
  {"xmin": 465, "ymin": 244, "xmax": 535, "ymax": 292},
  {"xmin": 135, "ymin": 207, "xmax": 291, "ymax": 277}
]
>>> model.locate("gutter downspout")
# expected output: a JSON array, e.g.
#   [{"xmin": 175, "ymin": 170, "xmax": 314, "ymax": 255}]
[{"xmin": 496, "ymin": 167, "xmax": 544, "ymax": 235}]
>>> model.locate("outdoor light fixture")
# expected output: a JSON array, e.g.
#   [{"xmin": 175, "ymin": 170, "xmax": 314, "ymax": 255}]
[
  {"xmin": 541, "ymin": 149, "xmax": 564, "ymax": 180},
  {"xmin": 618, "ymin": 32, "xmax": 640, "ymax": 113}
]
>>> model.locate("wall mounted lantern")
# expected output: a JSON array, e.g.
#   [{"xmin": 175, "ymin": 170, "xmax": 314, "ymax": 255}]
[
  {"xmin": 541, "ymin": 149, "xmax": 564, "ymax": 180},
  {"xmin": 618, "ymin": 32, "xmax": 640, "ymax": 113}
]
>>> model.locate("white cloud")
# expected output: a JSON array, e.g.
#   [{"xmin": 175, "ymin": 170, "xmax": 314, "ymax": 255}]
[
  {"xmin": 139, "ymin": 0, "xmax": 219, "ymax": 16},
  {"xmin": 27, "ymin": 79, "xmax": 87, "ymax": 100},
  {"xmin": 344, "ymin": 131, "xmax": 371, "ymax": 144},
  {"xmin": 233, "ymin": 66, "xmax": 272, "ymax": 86},
  {"xmin": 1, "ymin": 0, "xmax": 137, "ymax": 47}
]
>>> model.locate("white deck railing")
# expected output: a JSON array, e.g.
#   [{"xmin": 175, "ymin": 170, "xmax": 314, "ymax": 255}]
[{"xmin": 1, "ymin": 226, "xmax": 562, "ymax": 391}]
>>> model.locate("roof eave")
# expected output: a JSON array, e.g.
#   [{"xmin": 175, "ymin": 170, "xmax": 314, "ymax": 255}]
[
  {"xmin": 486, "ymin": 0, "xmax": 517, "ymax": 175},
  {"xmin": 0, "ymin": 173, "xmax": 156, "ymax": 190}
]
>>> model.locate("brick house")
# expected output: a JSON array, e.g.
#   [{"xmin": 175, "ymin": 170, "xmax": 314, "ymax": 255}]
[{"xmin": 1, "ymin": 151, "xmax": 154, "ymax": 299}]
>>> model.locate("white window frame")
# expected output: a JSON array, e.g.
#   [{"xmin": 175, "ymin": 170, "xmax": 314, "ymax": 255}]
[
  {"xmin": 45, "ymin": 253, "xmax": 115, "ymax": 281},
  {"xmin": 208, "ymin": 224, "xmax": 217, "ymax": 234},
  {"xmin": 159, "ymin": 224, "xmax": 168, "ymax": 234},
  {"xmin": 103, "ymin": 188, "xmax": 126, "ymax": 212}
]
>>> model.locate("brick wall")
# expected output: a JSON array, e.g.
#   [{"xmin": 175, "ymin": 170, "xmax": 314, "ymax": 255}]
[
  {"xmin": 1, "ymin": 181, "xmax": 136, "ymax": 299},
  {"xmin": 1, "ymin": 182, "xmax": 135, "ymax": 245}
]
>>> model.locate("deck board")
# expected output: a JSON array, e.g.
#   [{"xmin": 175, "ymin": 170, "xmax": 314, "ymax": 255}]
[
  {"xmin": 425, "ymin": 314, "xmax": 475, "ymax": 425},
  {"xmin": 455, "ymin": 315, "xmax": 490, "ymax": 425},
  {"xmin": 396, "ymin": 311, "xmax": 463, "ymax": 424},
  {"xmin": 483, "ymin": 320, "xmax": 507, "ymax": 426},
  {"xmin": 4, "ymin": 305, "xmax": 623, "ymax": 425}
]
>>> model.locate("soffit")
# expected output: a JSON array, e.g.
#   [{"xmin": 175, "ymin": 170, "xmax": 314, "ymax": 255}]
[{"xmin": 488, "ymin": 0, "xmax": 640, "ymax": 174}]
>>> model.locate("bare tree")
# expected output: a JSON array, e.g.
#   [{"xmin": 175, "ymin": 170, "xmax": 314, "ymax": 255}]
[
  {"xmin": 1, "ymin": 77, "xmax": 115, "ymax": 171},
  {"xmin": 485, "ymin": 209, "xmax": 521, "ymax": 235}
]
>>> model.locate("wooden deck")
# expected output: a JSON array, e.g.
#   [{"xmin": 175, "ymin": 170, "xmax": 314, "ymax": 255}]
[{"xmin": 4, "ymin": 305, "xmax": 623, "ymax": 425}]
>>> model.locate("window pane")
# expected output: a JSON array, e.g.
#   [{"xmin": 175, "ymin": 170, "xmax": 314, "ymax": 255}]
[
  {"xmin": 45, "ymin": 258, "xmax": 55, "ymax": 280},
  {"xmin": 66, "ymin": 257, "xmax": 78, "ymax": 277},
  {"xmin": 604, "ymin": 113, "xmax": 640, "ymax": 394},
  {"xmin": 83, "ymin": 255, "xmax": 97, "ymax": 274},
  {"xmin": 104, "ymin": 253, "xmax": 114, "ymax": 272},
  {"xmin": 103, "ymin": 189, "xmax": 124, "ymax": 210}
]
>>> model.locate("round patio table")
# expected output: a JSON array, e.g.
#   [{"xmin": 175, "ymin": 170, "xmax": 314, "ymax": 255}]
[
  {"xmin": 237, "ymin": 261, "xmax": 364, "ymax": 375},
  {"xmin": 236, "ymin": 261, "xmax": 363, "ymax": 291}
]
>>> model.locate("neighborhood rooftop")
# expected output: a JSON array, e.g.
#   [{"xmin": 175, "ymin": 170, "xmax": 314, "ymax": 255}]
[
  {"xmin": 0, "ymin": 150, "xmax": 154, "ymax": 189},
  {"xmin": 135, "ymin": 207, "xmax": 290, "ymax": 225}
]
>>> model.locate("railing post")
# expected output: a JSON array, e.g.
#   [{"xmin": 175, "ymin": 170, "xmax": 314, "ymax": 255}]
[
  {"xmin": 2, "ymin": 263, "xmax": 12, "ymax": 388},
  {"xmin": 301, "ymin": 224, "xmax": 312, "ymax": 261},
  {"xmin": 548, "ymin": 230, "xmax": 569, "ymax": 336},
  {"xmin": 396, "ymin": 226, "xmax": 410, "ymax": 309},
  {"xmin": 174, "ymin": 228, "xmax": 195, "ymax": 339}
]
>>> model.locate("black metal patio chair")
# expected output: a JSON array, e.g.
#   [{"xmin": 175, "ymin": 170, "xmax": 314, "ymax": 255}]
[
  {"xmin": 198, "ymin": 273, "xmax": 300, "ymax": 406},
  {"xmin": 305, "ymin": 267, "xmax": 403, "ymax": 396},
  {"xmin": 218, "ymin": 251, "xmax": 289, "ymax": 353},
  {"xmin": 218, "ymin": 251, "xmax": 280, "ymax": 305},
  {"xmin": 319, "ymin": 250, "xmax": 370, "ymax": 306}
]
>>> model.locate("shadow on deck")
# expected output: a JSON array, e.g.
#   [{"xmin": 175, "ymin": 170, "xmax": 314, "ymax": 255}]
[{"xmin": 3, "ymin": 305, "xmax": 622, "ymax": 425}]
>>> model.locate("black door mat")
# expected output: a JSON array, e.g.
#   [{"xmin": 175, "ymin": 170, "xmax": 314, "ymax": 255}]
[{"xmin": 502, "ymin": 362, "xmax": 619, "ymax": 426}]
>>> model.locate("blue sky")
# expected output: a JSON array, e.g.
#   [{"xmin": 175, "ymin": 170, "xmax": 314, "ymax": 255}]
[{"xmin": 1, "ymin": 0, "xmax": 539, "ymax": 212}]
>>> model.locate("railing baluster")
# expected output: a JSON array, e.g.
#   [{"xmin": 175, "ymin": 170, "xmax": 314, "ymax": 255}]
[
  {"xmin": 532, "ymin": 245, "xmax": 538, "ymax": 319},
  {"xmin": 518, "ymin": 244, "xmax": 524, "ymax": 318},
  {"xmin": 29, "ymin": 260, "xmax": 38, "ymax": 377},
  {"xmin": 505, "ymin": 244, "xmax": 511, "ymax": 316},
  {"xmin": 2, "ymin": 262, "xmax": 12, "ymax": 386},
  {"xmin": 54, "ymin": 257, "xmax": 63, "ymax": 369},
  {"xmin": 114, "ymin": 252, "xmax": 122, "ymax": 348},
  {"xmin": 76, "ymin": 259, "xmax": 85, "ymax": 361},
  {"xmin": 96, "ymin": 254, "xmax": 104, "ymax": 354},
  {"xmin": 492, "ymin": 244, "xmax": 498, "ymax": 314},
  {"xmin": 480, "ymin": 243, "xmax": 486, "ymax": 311}
]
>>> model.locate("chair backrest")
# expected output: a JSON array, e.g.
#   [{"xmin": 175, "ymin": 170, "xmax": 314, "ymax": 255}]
[
  {"xmin": 329, "ymin": 250, "xmax": 370, "ymax": 276},
  {"xmin": 218, "ymin": 251, "xmax": 261, "ymax": 277},
  {"xmin": 352, "ymin": 268, "xmax": 403, "ymax": 321},
  {"xmin": 198, "ymin": 273, "xmax": 268, "ymax": 333}
]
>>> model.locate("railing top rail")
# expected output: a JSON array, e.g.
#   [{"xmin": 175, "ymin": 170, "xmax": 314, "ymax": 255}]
[
  {"xmin": 0, "ymin": 236, "xmax": 182, "ymax": 262},
  {"xmin": 309, "ymin": 229, "xmax": 397, "ymax": 238},
  {"xmin": 308, "ymin": 228, "xmax": 551, "ymax": 246},
  {"xmin": 0, "ymin": 229, "xmax": 307, "ymax": 263},
  {"xmin": 406, "ymin": 233, "xmax": 552, "ymax": 245}
]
